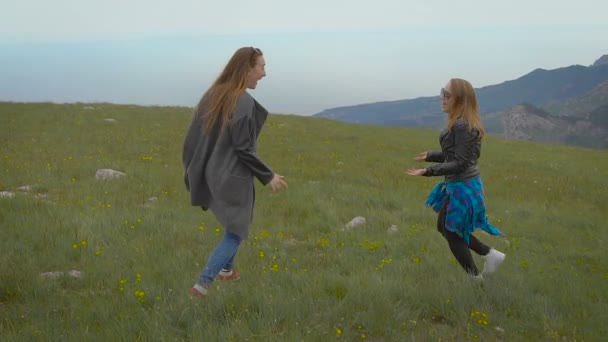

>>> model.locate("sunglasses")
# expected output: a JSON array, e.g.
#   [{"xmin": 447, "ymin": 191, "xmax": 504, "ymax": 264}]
[
  {"xmin": 251, "ymin": 47, "xmax": 262, "ymax": 55},
  {"xmin": 440, "ymin": 88, "xmax": 452, "ymax": 100}
]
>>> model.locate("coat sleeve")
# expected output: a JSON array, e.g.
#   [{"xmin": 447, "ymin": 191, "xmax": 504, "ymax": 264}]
[
  {"xmin": 425, "ymin": 151, "xmax": 445, "ymax": 163},
  {"xmin": 424, "ymin": 123, "xmax": 477, "ymax": 177},
  {"xmin": 229, "ymin": 115, "xmax": 274, "ymax": 185},
  {"xmin": 182, "ymin": 112, "xmax": 202, "ymax": 190}
]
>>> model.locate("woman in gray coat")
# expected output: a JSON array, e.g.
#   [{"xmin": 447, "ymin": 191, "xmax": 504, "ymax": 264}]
[{"xmin": 183, "ymin": 47, "xmax": 287, "ymax": 297}]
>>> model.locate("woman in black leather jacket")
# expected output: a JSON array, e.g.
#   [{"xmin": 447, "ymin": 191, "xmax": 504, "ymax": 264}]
[{"xmin": 407, "ymin": 78, "xmax": 506, "ymax": 279}]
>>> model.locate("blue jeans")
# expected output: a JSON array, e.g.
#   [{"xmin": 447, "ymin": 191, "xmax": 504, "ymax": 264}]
[{"xmin": 198, "ymin": 232, "xmax": 242, "ymax": 286}]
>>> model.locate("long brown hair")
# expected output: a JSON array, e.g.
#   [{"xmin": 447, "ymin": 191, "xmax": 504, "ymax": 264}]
[
  {"xmin": 199, "ymin": 47, "xmax": 262, "ymax": 132},
  {"xmin": 446, "ymin": 78, "xmax": 485, "ymax": 137}
]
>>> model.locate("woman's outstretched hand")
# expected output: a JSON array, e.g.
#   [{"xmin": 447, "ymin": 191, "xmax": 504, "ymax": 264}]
[
  {"xmin": 406, "ymin": 168, "xmax": 427, "ymax": 176},
  {"xmin": 414, "ymin": 151, "xmax": 428, "ymax": 161},
  {"xmin": 269, "ymin": 174, "xmax": 288, "ymax": 192}
]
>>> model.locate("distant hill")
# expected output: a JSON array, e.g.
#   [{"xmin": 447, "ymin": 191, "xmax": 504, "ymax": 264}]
[
  {"xmin": 314, "ymin": 55, "xmax": 608, "ymax": 149},
  {"xmin": 500, "ymin": 103, "xmax": 608, "ymax": 149},
  {"xmin": 543, "ymin": 80, "xmax": 608, "ymax": 117},
  {"xmin": 593, "ymin": 54, "xmax": 608, "ymax": 66}
]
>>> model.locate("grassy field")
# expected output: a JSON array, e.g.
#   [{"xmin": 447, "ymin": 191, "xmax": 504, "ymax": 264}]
[{"xmin": 1, "ymin": 102, "xmax": 607, "ymax": 341}]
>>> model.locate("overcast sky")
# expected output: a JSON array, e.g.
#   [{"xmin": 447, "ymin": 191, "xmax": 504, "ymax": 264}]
[{"xmin": 1, "ymin": 0, "xmax": 606, "ymax": 114}]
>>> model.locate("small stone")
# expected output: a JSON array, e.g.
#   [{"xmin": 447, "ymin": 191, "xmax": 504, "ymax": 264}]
[
  {"xmin": 41, "ymin": 270, "xmax": 82, "ymax": 279},
  {"xmin": 67, "ymin": 270, "xmax": 82, "ymax": 278},
  {"xmin": 283, "ymin": 238, "xmax": 298, "ymax": 246},
  {"xmin": 95, "ymin": 169, "xmax": 126, "ymax": 180},
  {"xmin": 344, "ymin": 216, "xmax": 366, "ymax": 230},
  {"xmin": 143, "ymin": 197, "xmax": 159, "ymax": 208},
  {"xmin": 0, "ymin": 191, "xmax": 15, "ymax": 199}
]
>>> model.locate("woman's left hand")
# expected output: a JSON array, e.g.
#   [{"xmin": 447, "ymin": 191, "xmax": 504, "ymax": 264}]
[{"xmin": 406, "ymin": 168, "xmax": 426, "ymax": 176}]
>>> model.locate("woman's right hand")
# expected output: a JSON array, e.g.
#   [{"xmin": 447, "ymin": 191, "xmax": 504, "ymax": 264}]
[
  {"xmin": 414, "ymin": 151, "xmax": 428, "ymax": 161},
  {"xmin": 269, "ymin": 174, "xmax": 288, "ymax": 193}
]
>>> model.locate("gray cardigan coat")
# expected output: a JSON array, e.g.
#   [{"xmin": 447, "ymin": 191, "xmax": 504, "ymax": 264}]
[{"xmin": 182, "ymin": 92, "xmax": 274, "ymax": 239}]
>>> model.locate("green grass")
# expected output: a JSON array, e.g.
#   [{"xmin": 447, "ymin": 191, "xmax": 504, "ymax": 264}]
[{"xmin": 1, "ymin": 102, "xmax": 607, "ymax": 341}]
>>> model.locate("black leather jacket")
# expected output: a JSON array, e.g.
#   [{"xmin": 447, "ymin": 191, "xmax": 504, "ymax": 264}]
[{"xmin": 424, "ymin": 119, "xmax": 481, "ymax": 182}]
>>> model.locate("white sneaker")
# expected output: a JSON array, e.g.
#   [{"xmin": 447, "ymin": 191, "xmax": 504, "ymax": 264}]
[
  {"xmin": 190, "ymin": 283, "xmax": 208, "ymax": 297},
  {"xmin": 482, "ymin": 249, "xmax": 505, "ymax": 274}
]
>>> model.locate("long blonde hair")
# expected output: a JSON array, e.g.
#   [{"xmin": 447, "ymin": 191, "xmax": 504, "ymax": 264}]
[
  {"xmin": 446, "ymin": 78, "xmax": 485, "ymax": 137},
  {"xmin": 199, "ymin": 47, "xmax": 262, "ymax": 133}
]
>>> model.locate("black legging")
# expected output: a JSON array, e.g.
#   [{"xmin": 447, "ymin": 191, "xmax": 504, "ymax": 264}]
[{"xmin": 437, "ymin": 198, "xmax": 490, "ymax": 275}]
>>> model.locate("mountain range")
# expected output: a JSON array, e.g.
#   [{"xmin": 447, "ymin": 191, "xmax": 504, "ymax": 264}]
[{"xmin": 314, "ymin": 55, "xmax": 608, "ymax": 149}]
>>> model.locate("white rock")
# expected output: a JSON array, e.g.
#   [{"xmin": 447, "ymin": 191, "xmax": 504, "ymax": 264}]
[
  {"xmin": 387, "ymin": 225, "xmax": 399, "ymax": 234},
  {"xmin": 344, "ymin": 216, "xmax": 366, "ymax": 230},
  {"xmin": 83, "ymin": 106, "xmax": 95, "ymax": 110},
  {"xmin": 0, "ymin": 191, "xmax": 15, "ymax": 199},
  {"xmin": 40, "ymin": 270, "xmax": 82, "ymax": 279},
  {"xmin": 17, "ymin": 185, "xmax": 32, "ymax": 192},
  {"xmin": 143, "ymin": 197, "xmax": 159, "ymax": 208},
  {"xmin": 67, "ymin": 270, "xmax": 82, "ymax": 278},
  {"xmin": 104, "ymin": 118, "xmax": 117, "ymax": 123},
  {"xmin": 95, "ymin": 169, "xmax": 126, "ymax": 180},
  {"xmin": 283, "ymin": 238, "xmax": 298, "ymax": 246}
]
